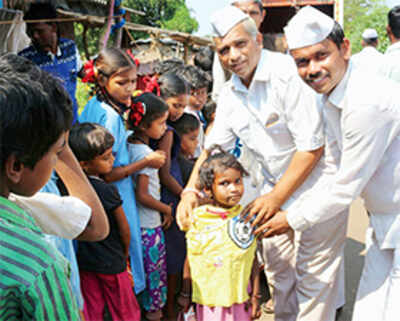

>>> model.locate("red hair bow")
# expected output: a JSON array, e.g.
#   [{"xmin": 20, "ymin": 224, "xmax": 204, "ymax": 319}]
[
  {"xmin": 129, "ymin": 101, "xmax": 146, "ymax": 127},
  {"xmin": 82, "ymin": 59, "xmax": 96, "ymax": 83},
  {"xmin": 143, "ymin": 75, "xmax": 160, "ymax": 96},
  {"xmin": 126, "ymin": 49, "xmax": 140, "ymax": 67}
]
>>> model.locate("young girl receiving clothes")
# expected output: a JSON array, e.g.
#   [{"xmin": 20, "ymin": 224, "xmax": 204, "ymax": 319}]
[
  {"xmin": 127, "ymin": 93, "xmax": 171, "ymax": 321},
  {"xmin": 79, "ymin": 48, "xmax": 166, "ymax": 294},
  {"xmin": 149, "ymin": 73, "xmax": 191, "ymax": 320},
  {"xmin": 185, "ymin": 145, "xmax": 261, "ymax": 321}
]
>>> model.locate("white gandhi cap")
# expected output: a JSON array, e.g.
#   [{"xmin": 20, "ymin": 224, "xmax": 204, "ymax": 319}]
[
  {"xmin": 362, "ymin": 28, "xmax": 378, "ymax": 40},
  {"xmin": 284, "ymin": 6, "xmax": 335, "ymax": 50},
  {"xmin": 211, "ymin": 5, "xmax": 249, "ymax": 37}
]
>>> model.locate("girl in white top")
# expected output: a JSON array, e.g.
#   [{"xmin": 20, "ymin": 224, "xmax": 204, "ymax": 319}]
[{"xmin": 127, "ymin": 93, "xmax": 172, "ymax": 321}]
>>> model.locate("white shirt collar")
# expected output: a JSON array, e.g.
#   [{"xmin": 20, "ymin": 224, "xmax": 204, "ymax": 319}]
[
  {"xmin": 230, "ymin": 50, "xmax": 271, "ymax": 93},
  {"xmin": 386, "ymin": 41, "xmax": 400, "ymax": 54},
  {"xmin": 325, "ymin": 62, "xmax": 353, "ymax": 110},
  {"xmin": 46, "ymin": 45, "xmax": 62, "ymax": 60}
]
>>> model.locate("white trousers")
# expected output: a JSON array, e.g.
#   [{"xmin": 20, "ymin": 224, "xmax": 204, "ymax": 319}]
[
  {"xmin": 352, "ymin": 227, "xmax": 400, "ymax": 321},
  {"xmin": 260, "ymin": 210, "xmax": 348, "ymax": 321}
]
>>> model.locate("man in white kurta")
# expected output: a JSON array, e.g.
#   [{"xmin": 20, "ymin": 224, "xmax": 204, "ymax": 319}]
[
  {"xmin": 262, "ymin": 6, "xmax": 400, "ymax": 321},
  {"xmin": 351, "ymin": 28, "xmax": 383, "ymax": 74},
  {"xmin": 380, "ymin": 5, "xmax": 400, "ymax": 83},
  {"xmin": 178, "ymin": 6, "xmax": 348, "ymax": 321}
]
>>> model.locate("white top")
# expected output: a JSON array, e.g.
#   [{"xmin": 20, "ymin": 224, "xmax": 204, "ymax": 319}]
[
  {"xmin": 9, "ymin": 192, "xmax": 91, "ymax": 239},
  {"xmin": 205, "ymin": 49, "xmax": 340, "ymax": 206},
  {"xmin": 351, "ymin": 46, "xmax": 383, "ymax": 74},
  {"xmin": 379, "ymin": 41, "xmax": 400, "ymax": 83},
  {"xmin": 128, "ymin": 143, "xmax": 162, "ymax": 228},
  {"xmin": 184, "ymin": 107, "xmax": 205, "ymax": 158},
  {"xmin": 287, "ymin": 63, "xmax": 400, "ymax": 250}
]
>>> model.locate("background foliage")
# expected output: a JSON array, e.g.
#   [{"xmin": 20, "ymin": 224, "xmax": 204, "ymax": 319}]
[{"xmin": 344, "ymin": 0, "xmax": 390, "ymax": 54}]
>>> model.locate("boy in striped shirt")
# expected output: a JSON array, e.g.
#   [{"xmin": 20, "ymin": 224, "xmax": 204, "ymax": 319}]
[{"xmin": 0, "ymin": 61, "xmax": 80, "ymax": 320}]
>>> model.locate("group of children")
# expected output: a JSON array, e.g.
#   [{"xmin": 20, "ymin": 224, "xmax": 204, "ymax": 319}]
[{"xmin": 0, "ymin": 46, "xmax": 260, "ymax": 321}]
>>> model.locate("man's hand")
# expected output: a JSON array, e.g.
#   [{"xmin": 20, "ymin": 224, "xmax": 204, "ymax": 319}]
[
  {"xmin": 241, "ymin": 192, "xmax": 283, "ymax": 228},
  {"xmin": 176, "ymin": 192, "xmax": 199, "ymax": 231},
  {"xmin": 254, "ymin": 210, "xmax": 292, "ymax": 238},
  {"xmin": 145, "ymin": 150, "xmax": 166, "ymax": 169}
]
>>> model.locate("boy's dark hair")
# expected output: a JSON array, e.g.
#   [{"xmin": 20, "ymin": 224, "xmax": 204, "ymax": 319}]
[
  {"xmin": 69, "ymin": 123, "xmax": 115, "ymax": 162},
  {"xmin": 327, "ymin": 21, "xmax": 345, "ymax": 49},
  {"xmin": 24, "ymin": 2, "xmax": 57, "ymax": 23},
  {"xmin": 127, "ymin": 92, "xmax": 169, "ymax": 130},
  {"xmin": 194, "ymin": 47, "xmax": 214, "ymax": 72},
  {"xmin": 389, "ymin": 5, "xmax": 400, "ymax": 39},
  {"xmin": 202, "ymin": 99, "xmax": 216, "ymax": 125},
  {"xmin": 176, "ymin": 65, "xmax": 210, "ymax": 90},
  {"xmin": 158, "ymin": 72, "xmax": 189, "ymax": 99},
  {"xmin": 198, "ymin": 145, "xmax": 248, "ymax": 190},
  {"xmin": 0, "ymin": 55, "xmax": 72, "ymax": 169},
  {"xmin": 172, "ymin": 113, "xmax": 200, "ymax": 136},
  {"xmin": 153, "ymin": 58, "xmax": 184, "ymax": 76}
]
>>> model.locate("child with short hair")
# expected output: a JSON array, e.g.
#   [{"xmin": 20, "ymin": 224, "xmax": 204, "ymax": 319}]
[
  {"xmin": 0, "ymin": 61, "xmax": 80, "ymax": 320},
  {"xmin": 176, "ymin": 65, "xmax": 210, "ymax": 158},
  {"xmin": 184, "ymin": 145, "xmax": 261, "ymax": 321},
  {"xmin": 202, "ymin": 99, "xmax": 216, "ymax": 136},
  {"xmin": 69, "ymin": 122, "xmax": 141, "ymax": 321},
  {"xmin": 172, "ymin": 113, "xmax": 200, "ymax": 185},
  {"xmin": 127, "ymin": 93, "xmax": 171, "ymax": 321}
]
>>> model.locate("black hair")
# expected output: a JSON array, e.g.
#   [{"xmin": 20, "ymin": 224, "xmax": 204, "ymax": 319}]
[
  {"xmin": 176, "ymin": 65, "xmax": 210, "ymax": 90},
  {"xmin": 0, "ymin": 54, "xmax": 72, "ymax": 170},
  {"xmin": 198, "ymin": 145, "xmax": 248, "ymax": 190},
  {"xmin": 153, "ymin": 58, "xmax": 184, "ymax": 76},
  {"xmin": 95, "ymin": 47, "xmax": 137, "ymax": 80},
  {"xmin": 388, "ymin": 5, "xmax": 400, "ymax": 39},
  {"xmin": 69, "ymin": 123, "xmax": 115, "ymax": 162},
  {"xmin": 127, "ymin": 92, "xmax": 169, "ymax": 130},
  {"xmin": 158, "ymin": 72, "xmax": 189, "ymax": 99},
  {"xmin": 194, "ymin": 47, "xmax": 214, "ymax": 72},
  {"xmin": 202, "ymin": 99, "xmax": 216, "ymax": 125},
  {"xmin": 363, "ymin": 37, "xmax": 378, "ymax": 45},
  {"xmin": 327, "ymin": 21, "xmax": 345, "ymax": 49},
  {"xmin": 172, "ymin": 113, "xmax": 200, "ymax": 137},
  {"xmin": 24, "ymin": 2, "xmax": 57, "ymax": 24}
]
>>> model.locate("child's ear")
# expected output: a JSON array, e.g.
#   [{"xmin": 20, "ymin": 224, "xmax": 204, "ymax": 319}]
[
  {"xmin": 4, "ymin": 154, "xmax": 24, "ymax": 185},
  {"xmin": 203, "ymin": 187, "xmax": 213, "ymax": 199},
  {"xmin": 97, "ymin": 74, "xmax": 108, "ymax": 87},
  {"xmin": 79, "ymin": 160, "xmax": 90, "ymax": 172}
]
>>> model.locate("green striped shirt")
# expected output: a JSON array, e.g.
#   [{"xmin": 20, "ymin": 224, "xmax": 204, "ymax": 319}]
[{"xmin": 0, "ymin": 196, "xmax": 80, "ymax": 320}]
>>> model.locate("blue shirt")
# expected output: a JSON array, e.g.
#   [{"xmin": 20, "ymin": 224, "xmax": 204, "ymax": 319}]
[{"xmin": 19, "ymin": 38, "xmax": 80, "ymax": 123}]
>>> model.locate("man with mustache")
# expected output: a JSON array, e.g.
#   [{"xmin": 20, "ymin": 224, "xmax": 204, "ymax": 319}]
[
  {"xmin": 177, "ymin": 5, "xmax": 348, "ymax": 321},
  {"xmin": 260, "ymin": 6, "xmax": 400, "ymax": 321}
]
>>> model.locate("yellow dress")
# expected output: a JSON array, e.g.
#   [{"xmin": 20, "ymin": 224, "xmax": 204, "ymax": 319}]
[{"xmin": 186, "ymin": 204, "xmax": 256, "ymax": 307}]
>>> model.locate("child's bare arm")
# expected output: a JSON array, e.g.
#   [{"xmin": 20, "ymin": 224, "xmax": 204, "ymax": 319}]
[
  {"xmin": 250, "ymin": 256, "xmax": 261, "ymax": 319},
  {"xmin": 112, "ymin": 205, "xmax": 131, "ymax": 257},
  {"xmin": 103, "ymin": 150, "xmax": 166, "ymax": 183},
  {"xmin": 158, "ymin": 131, "xmax": 184, "ymax": 196},
  {"xmin": 55, "ymin": 141, "xmax": 109, "ymax": 241},
  {"xmin": 178, "ymin": 256, "xmax": 192, "ymax": 312},
  {"xmin": 135, "ymin": 174, "xmax": 173, "ymax": 228}
]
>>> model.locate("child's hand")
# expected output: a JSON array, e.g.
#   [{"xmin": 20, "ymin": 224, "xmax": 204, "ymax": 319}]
[
  {"xmin": 245, "ymin": 295, "xmax": 261, "ymax": 320},
  {"xmin": 162, "ymin": 205, "xmax": 173, "ymax": 230},
  {"xmin": 177, "ymin": 292, "xmax": 191, "ymax": 313},
  {"xmin": 145, "ymin": 150, "xmax": 166, "ymax": 169},
  {"xmin": 251, "ymin": 296, "xmax": 261, "ymax": 319}
]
